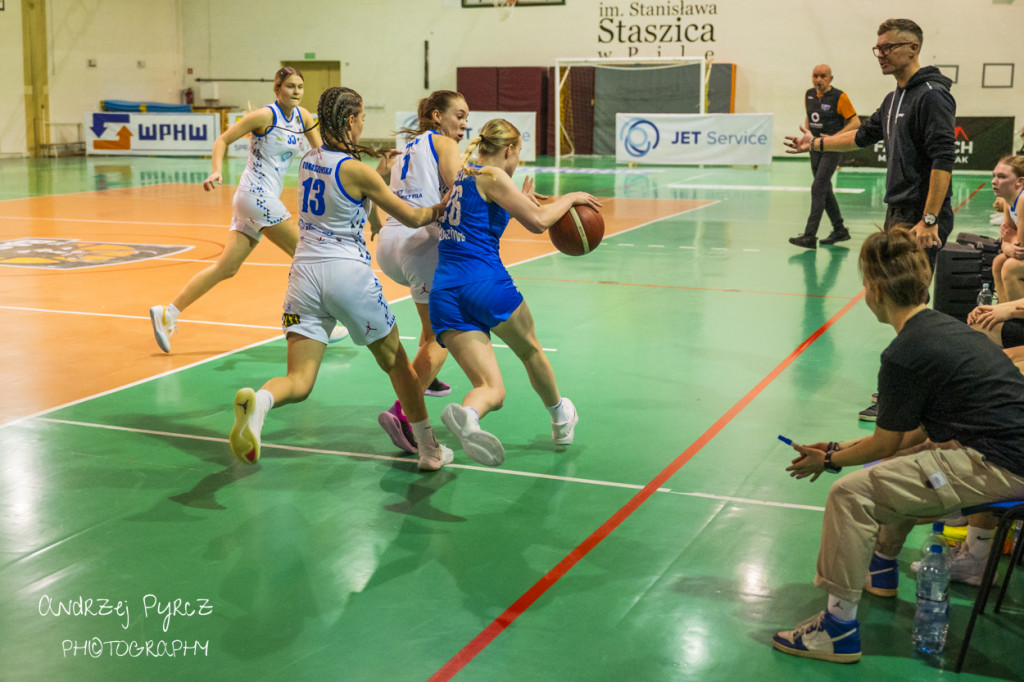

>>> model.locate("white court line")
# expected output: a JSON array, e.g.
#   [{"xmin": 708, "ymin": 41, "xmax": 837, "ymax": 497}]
[
  {"xmin": 1, "ymin": 203, "xmax": 684, "ymax": 429},
  {"xmin": 666, "ymin": 184, "xmax": 864, "ymax": 194},
  {"xmin": 35, "ymin": 418, "xmax": 822, "ymax": 512},
  {"xmin": 162, "ymin": 257, "xmax": 290, "ymax": 267},
  {"xmin": 0, "ymin": 335, "xmax": 284, "ymax": 430},
  {"xmin": 0, "ymin": 305, "xmax": 280, "ymax": 329},
  {"xmin": 0, "ymin": 307, "xmax": 554, "ymax": 351},
  {"xmin": 669, "ymin": 490, "xmax": 824, "ymax": 512},
  {"xmin": 0, "ymin": 182, "xmax": 197, "ymax": 204},
  {"xmin": 0, "ymin": 215, "xmax": 227, "ymax": 228},
  {"xmin": 0, "ymin": 307, "xmax": 555, "ymax": 353}
]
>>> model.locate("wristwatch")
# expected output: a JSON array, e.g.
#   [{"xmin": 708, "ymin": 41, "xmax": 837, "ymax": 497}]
[
  {"xmin": 824, "ymin": 442, "xmax": 842, "ymax": 473},
  {"xmin": 923, "ymin": 213, "xmax": 938, "ymax": 227}
]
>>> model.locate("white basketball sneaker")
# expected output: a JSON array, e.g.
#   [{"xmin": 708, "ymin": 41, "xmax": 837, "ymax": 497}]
[
  {"xmin": 911, "ymin": 543, "xmax": 992, "ymax": 586},
  {"xmin": 441, "ymin": 403, "xmax": 505, "ymax": 466},
  {"xmin": 552, "ymin": 398, "xmax": 579, "ymax": 445},
  {"xmin": 418, "ymin": 440, "xmax": 455, "ymax": 472},
  {"xmin": 328, "ymin": 325, "xmax": 349, "ymax": 344},
  {"xmin": 149, "ymin": 305, "xmax": 175, "ymax": 353}
]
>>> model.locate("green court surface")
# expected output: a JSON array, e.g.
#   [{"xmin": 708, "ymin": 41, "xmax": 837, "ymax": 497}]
[{"xmin": 1, "ymin": 153, "xmax": 1020, "ymax": 681}]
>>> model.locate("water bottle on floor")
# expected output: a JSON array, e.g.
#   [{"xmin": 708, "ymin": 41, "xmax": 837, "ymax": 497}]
[
  {"xmin": 913, "ymin": 544, "xmax": 950, "ymax": 655},
  {"xmin": 976, "ymin": 283, "xmax": 997, "ymax": 306},
  {"xmin": 919, "ymin": 522, "xmax": 950, "ymax": 565}
]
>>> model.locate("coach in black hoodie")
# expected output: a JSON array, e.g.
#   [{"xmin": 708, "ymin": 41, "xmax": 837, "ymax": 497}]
[{"xmin": 786, "ymin": 18, "xmax": 956, "ymax": 264}]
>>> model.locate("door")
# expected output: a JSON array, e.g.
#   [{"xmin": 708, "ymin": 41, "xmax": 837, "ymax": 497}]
[{"xmin": 280, "ymin": 61, "xmax": 341, "ymax": 113}]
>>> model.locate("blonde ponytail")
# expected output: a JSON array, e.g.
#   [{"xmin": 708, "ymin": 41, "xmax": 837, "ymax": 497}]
[{"xmin": 459, "ymin": 118, "xmax": 521, "ymax": 177}]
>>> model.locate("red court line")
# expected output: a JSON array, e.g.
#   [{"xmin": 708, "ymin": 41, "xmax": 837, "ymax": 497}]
[
  {"xmin": 428, "ymin": 290, "xmax": 866, "ymax": 681},
  {"xmin": 518, "ymin": 276, "xmax": 852, "ymax": 299},
  {"xmin": 954, "ymin": 182, "xmax": 989, "ymax": 212},
  {"xmin": 431, "ymin": 178, "xmax": 987, "ymax": 679}
]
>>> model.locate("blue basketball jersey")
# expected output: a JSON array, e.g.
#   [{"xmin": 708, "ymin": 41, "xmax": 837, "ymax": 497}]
[{"xmin": 433, "ymin": 169, "xmax": 511, "ymax": 290}]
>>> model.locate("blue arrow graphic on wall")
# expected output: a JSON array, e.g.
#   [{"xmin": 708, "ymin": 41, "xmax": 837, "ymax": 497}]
[{"xmin": 90, "ymin": 113, "xmax": 131, "ymax": 137}]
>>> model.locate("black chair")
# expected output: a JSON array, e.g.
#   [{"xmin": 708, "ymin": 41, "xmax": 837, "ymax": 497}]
[{"xmin": 954, "ymin": 500, "xmax": 1024, "ymax": 673}]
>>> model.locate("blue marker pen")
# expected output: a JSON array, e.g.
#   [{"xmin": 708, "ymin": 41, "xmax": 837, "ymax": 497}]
[{"xmin": 778, "ymin": 435, "xmax": 794, "ymax": 446}]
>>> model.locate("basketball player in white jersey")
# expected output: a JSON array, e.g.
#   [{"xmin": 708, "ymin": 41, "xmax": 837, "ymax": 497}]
[
  {"xmin": 228, "ymin": 87, "xmax": 454, "ymax": 472},
  {"xmin": 375, "ymin": 90, "xmax": 468, "ymax": 453},
  {"xmin": 149, "ymin": 67, "xmax": 336, "ymax": 352}
]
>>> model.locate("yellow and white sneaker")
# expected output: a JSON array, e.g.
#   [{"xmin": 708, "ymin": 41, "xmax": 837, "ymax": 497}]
[
  {"xmin": 149, "ymin": 305, "xmax": 175, "ymax": 353},
  {"xmin": 229, "ymin": 387, "xmax": 264, "ymax": 464}
]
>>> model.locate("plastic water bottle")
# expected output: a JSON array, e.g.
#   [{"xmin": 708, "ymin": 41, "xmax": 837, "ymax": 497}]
[
  {"xmin": 977, "ymin": 283, "xmax": 997, "ymax": 306},
  {"xmin": 920, "ymin": 522, "xmax": 950, "ymax": 566},
  {"xmin": 913, "ymin": 544, "xmax": 950, "ymax": 655}
]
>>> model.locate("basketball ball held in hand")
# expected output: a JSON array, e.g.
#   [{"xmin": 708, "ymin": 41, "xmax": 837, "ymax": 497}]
[{"xmin": 549, "ymin": 205, "xmax": 604, "ymax": 256}]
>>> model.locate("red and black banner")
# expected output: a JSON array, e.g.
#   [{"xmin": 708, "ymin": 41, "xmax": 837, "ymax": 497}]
[{"xmin": 840, "ymin": 116, "xmax": 1015, "ymax": 171}]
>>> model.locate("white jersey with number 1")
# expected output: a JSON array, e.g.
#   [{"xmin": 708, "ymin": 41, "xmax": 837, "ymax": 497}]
[{"xmin": 376, "ymin": 130, "xmax": 446, "ymax": 303}]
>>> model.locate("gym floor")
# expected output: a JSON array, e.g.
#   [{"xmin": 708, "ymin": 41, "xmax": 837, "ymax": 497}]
[{"xmin": 0, "ymin": 153, "xmax": 1019, "ymax": 681}]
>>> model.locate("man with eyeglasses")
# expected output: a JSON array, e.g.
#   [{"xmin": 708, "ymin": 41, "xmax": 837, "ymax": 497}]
[
  {"xmin": 789, "ymin": 64, "xmax": 860, "ymax": 250},
  {"xmin": 785, "ymin": 18, "xmax": 956, "ymax": 262},
  {"xmin": 785, "ymin": 18, "xmax": 956, "ymax": 423}
]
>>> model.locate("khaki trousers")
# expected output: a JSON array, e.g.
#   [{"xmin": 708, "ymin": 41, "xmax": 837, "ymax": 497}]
[{"xmin": 814, "ymin": 443, "xmax": 1024, "ymax": 602}]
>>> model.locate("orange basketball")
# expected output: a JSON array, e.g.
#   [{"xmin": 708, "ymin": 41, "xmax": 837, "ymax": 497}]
[{"xmin": 549, "ymin": 205, "xmax": 604, "ymax": 256}]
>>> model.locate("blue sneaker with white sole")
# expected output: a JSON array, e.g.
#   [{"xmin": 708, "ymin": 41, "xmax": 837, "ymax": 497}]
[
  {"xmin": 773, "ymin": 610, "xmax": 861, "ymax": 663},
  {"xmin": 863, "ymin": 553, "xmax": 898, "ymax": 597}
]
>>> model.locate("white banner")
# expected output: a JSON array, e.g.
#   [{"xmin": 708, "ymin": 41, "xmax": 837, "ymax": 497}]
[
  {"xmin": 84, "ymin": 112, "xmax": 220, "ymax": 156},
  {"xmin": 615, "ymin": 113, "xmax": 774, "ymax": 166},
  {"xmin": 396, "ymin": 111, "xmax": 537, "ymax": 162}
]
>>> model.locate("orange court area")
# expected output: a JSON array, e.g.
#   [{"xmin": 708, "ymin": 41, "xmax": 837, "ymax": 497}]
[{"xmin": 0, "ymin": 184, "xmax": 708, "ymax": 424}]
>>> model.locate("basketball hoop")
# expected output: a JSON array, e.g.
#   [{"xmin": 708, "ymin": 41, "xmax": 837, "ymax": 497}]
[{"xmin": 494, "ymin": 0, "xmax": 515, "ymax": 21}]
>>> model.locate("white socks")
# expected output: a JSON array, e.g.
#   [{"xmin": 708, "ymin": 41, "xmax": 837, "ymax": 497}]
[
  {"xmin": 252, "ymin": 389, "xmax": 274, "ymax": 436},
  {"xmin": 827, "ymin": 595, "xmax": 859, "ymax": 622},
  {"xmin": 966, "ymin": 526, "xmax": 995, "ymax": 560},
  {"xmin": 166, "ymin": 303, "xmax": 180, "ymax": 322},
  {"xmin": 410, "ymin": 419, "xmax": 438, "ymax": 449},
  {"xmin": 546, "ymin": 399, "xmax": 566, "ymax": 422}
]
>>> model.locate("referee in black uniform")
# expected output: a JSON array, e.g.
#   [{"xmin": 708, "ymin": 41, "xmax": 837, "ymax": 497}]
[{"xmin": 789, "ymin": 64, "xmax": 860, "ymax": 249}]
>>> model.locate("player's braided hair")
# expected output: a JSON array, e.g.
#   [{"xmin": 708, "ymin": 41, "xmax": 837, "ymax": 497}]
[
  {"xmin": 859, "ymin": 227, "xmax": 931, "ymax": 307},
  {"xmin": 317, "ymin": 87, "xmax": 381, "ymax": 159},
  {"xmin": 459, "ymin": 118, "xmax": 521, "ymax": 177},
  {"xmin": 395, "ymin": 90, "xmax": 465, "ymax": 138}
]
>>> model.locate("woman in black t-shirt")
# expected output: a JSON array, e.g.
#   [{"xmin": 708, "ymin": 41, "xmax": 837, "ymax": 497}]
[{"xmin": 772, "ymin": 228, "xmax": 1024, "ymax": 664}]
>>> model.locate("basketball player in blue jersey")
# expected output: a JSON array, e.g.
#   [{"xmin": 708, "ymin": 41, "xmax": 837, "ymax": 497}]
[
  {"xmin": 375, "ymin": 90, "xmax": 469, "ymax": 454},
  {"xmin": 149, "ymin": 67, "xmax": 332, "ymax": 353},
  {"xmin": 228, "ymin": 87, "xmax": 454, "ymax": 472},
  {"xmin": 430, "ymin": 119, "xmax": 601, "ymax": 466}
]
